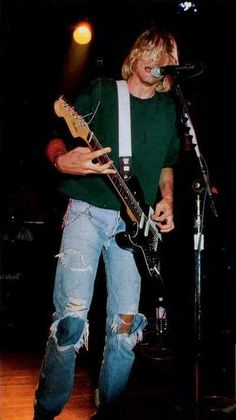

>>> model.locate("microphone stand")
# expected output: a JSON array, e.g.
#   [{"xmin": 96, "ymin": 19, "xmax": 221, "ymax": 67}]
[
  {"xmin": 174, "ymin": 82, "xmax": 218, "ymax": 219},
  {"xmin": 174, "ymin": 80, "xmax": 219, "ymax": 418},
  {"xmin": 192, "ymin": 178, "xmax": 205, "ymax": 417}
]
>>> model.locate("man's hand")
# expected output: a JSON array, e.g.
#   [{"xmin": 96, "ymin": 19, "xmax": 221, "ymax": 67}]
[
  {"xmin": 151, "ymin": 198, "xmax": 174, "ymax": 232},
  {"xmin": 56, "ymin": 146, "xmax": 116, "ymax": 175}
]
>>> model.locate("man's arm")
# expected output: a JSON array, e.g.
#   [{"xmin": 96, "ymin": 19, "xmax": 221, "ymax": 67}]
[
  {"xmin": 151, "ymin": 167, "xmax": 175, "ymax": 233},
  {"xmin": 46, "ymin": 138, "xmax": 116, "ymax": 176}
]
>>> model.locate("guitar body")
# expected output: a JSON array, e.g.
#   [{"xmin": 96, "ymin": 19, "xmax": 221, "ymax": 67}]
[
  {"xmin": 115, "ymin": 175, "xmax": 161, "ymax": 279},
  {"xmin": 116, "ymin": 222, "xmax": 161, "ymax": 279}
]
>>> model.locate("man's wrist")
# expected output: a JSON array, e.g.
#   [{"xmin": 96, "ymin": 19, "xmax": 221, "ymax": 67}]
[
  {"xmin": 53, "ymin": 152, "xmax": 65, "ymax": 172},
  {"xmin": 162, "ymin": 195, "xmax": 173, "ymax": 203}
]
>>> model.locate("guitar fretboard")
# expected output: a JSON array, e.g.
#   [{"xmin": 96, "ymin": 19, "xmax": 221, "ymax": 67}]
[{"xmin": 86, "ymin": 130, "xmax": 156, "ymax": 232}]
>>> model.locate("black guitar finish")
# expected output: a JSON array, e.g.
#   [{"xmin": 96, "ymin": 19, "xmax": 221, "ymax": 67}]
[{"xmin": 115, "ymin": 174, "xmax": 161, "ymax": 279}]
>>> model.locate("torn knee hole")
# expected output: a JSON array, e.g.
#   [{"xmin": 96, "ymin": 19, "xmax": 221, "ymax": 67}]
[
  {"xmin": 118, "ymin": 314, "xmax": 134, "ymax": 333},
  {"xmin": 56, "ymin": 316, "xmax": 85, "ymax": 347}
]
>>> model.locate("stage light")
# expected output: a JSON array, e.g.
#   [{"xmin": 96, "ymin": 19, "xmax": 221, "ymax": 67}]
[
  {"xmin": 73, "ymin": 21, "xmax": 92, "ymax": 45},
  {"xmin": 177, "ymin": 1, "xmax": 198, "ymax": 13}
]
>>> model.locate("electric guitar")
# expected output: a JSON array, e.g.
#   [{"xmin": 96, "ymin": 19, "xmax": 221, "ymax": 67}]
[{"xmin": 54, "ymin": 96, "xmax": 162, "ymax": 280}]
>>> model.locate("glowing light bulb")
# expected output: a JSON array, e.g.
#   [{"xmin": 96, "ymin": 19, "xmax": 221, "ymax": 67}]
[{"xmin": 73, "ymin": 22, "xmax": 92, "ymax": 45}]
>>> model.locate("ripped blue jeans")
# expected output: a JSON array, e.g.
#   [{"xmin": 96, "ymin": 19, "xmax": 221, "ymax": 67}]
[{"xmin": 35, "ymin": 199, "xmax": 147, "ymax": 415}]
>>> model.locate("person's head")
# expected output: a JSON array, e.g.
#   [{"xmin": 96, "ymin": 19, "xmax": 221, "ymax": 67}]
[{"xmin": 122, "ymin": 27, "xmax": 179, "ymax": 92}]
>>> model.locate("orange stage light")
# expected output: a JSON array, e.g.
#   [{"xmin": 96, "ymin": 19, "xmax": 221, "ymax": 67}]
[{"xmin": 73, "ymin": 22, "xmax": 92, "ymax": 45}]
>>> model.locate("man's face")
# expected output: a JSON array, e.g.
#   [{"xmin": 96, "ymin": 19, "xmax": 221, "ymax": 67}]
[{"xmin": 132, "ymin": 48, "xmax": 163, "ymax": 83}]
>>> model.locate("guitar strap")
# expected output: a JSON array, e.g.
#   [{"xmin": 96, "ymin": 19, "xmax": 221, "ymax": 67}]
[{"xmin": 116, "ymin": 80, "xmax": 132, "ymax": 180}]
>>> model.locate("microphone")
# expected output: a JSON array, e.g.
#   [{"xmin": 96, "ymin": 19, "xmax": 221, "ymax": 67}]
[{"xmin": 151, "ymin": 63, "xmax": 198, "ymax": 77}]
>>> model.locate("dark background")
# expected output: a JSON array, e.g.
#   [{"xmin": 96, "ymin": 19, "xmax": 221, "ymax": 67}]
[
  {"xmin": 1, "ymin": 0, "xmax": 236, "ymax": 222},
  {"xmin": 1, "ymin": 0, "xmax": 236, "ymax": 398}
]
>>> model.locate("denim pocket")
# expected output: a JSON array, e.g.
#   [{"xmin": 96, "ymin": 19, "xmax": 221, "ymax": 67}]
[{"xmin": 63, "ymin": 199, "xmax": 91, "ymax": 227}]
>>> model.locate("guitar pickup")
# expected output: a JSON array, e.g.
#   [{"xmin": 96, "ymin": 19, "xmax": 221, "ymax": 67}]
[
  {"xmin": 143, "ymin": 207, "xmax": 154, "ymax": 236},
  {"xmin": 139, "ymin": 212, "xmax": 145, "ymax": 229},
  {"xmin": 144, "ymin": 220, "xmax": 150, "ymax": 237}
]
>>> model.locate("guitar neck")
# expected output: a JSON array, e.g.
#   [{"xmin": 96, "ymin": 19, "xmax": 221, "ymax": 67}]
[{"xmin": 85, "ymin": 129, "xmax": 145, "ymax": 224}]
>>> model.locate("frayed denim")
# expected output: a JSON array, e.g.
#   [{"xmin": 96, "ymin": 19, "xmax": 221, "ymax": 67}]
[{"xmin": 34, "ymin": 199, "xmax": 147, "ymax": 415}]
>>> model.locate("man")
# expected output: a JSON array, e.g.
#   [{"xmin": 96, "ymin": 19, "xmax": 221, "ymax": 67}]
[{"xmin": 34, "ymin": 27, "xmax": 180, "ymax": 419}]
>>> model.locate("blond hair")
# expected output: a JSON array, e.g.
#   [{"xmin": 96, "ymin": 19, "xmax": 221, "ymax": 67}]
[{"xmin": 122, "ymin": 27, "xmax": 179, "ymax": 92}]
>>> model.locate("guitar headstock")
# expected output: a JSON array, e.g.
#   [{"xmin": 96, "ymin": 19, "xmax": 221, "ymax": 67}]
[{"xmin": 54, "ymin": 96, "xmax": 89, "ymax": 140}]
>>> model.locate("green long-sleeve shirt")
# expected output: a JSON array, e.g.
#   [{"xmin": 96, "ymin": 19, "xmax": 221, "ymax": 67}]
[{"xmin": 58, "ymin": 78, "xmax": 180, "ymax": 210}]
